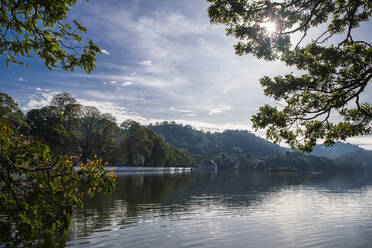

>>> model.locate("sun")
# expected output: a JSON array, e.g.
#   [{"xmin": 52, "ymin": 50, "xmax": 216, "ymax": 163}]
[{"xmin": 261, "ymin": 21, "xmax": 277, "ymax": 36}]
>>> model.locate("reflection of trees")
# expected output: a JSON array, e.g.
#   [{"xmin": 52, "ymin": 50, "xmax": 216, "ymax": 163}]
[
  {"xmin": 68, "ymin": 172, "xmax": 372, "ymax": 240},
  {"xmin": 67, "ymin": 173, "xmax": 193, "ymax": 240},
  {"xmin": 0, "ymin": 220, "xmax": 70, "ymax": 248},
  {"xmin": 67, "ymin": 172, "xmax": 372, "ymax": 243},
  {"xmin": 7, "ymin": 172, "xmax": 371, "ymax": 247}
]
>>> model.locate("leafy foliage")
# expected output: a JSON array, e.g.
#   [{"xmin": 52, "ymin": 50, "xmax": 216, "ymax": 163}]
[
  {"xmin": 0, "ymin": 0, "xmax": 101, "ymax": 72},
  {"xmin": 22, "ymin": 92, "xmax": 193, "ymax": 167},
  {"xmin": 0, "ymin": 119, "xmax": 116, "ymax": 244},
  {"xmin": 0, "ymin": 92, "xmax": 121, "ymax": 244},
  {"xmin": 79, "ymin": 106, "xmax": 120, "ymax": 164},
  {"xmin": 27, "ymin": 106, "xmax": 71, "ymax": 154},
  {"xmin": 207, "ymin": 0, "xmax": 372, "ymax": 151},
  {"xmin": 0, "ymin": 92, "xmax": 27, "ymax": 129}
]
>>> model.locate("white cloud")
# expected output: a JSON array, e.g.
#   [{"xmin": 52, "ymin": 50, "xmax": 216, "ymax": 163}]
[
  {"xmin": 83, "ymin": 90, "xmax": 143, "ymax": 102},
  {"xmin": 77, "ymin": 99, "xmax": 137, "ymax": 124},
  {"xmin": 22, "ymin": 91, "xmax": 58, "ymax": 111},
  {"xmin": 103, "ymin": 80, "xmax": 132, "ymax": 87},
  {"xmin": 141, "ymin": 60, "xmax": 152, "ymax": 66},
  {"xmin": 170, "ymin": 107, "xmax": 195, "ymax": 114},
  {"xmin": 121, "ymin": 81, "xmax": 132, "ymax": 87},
  {"xmin": 208, "ymin": 105, "xmax": 233, "ymax": 115},
  {"xmin": 101, "ymin": 49, "xmax": 110, "ymax": 55},
  {"xmin": 346, "ymin": 136, "xmax": 372, "ymax": 150},
  {"xmin": 17, "ymin": 77, "xmax": 27, "ymax": 82},
  {"xmin": 168, "ymin": 119, "xmax": 255, "ymax": 133},
  {"xmin": 185, "ymin": 113, "xmax": 197, "ymax": 117}
]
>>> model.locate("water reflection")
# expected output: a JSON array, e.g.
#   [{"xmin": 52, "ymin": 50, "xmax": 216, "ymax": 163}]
[
  {"xmin": 64, "ymin": 172, "xmax": 372, "ymax": 248},
  {"xmin": 2, "ymin": 172, "xmax": 372, "ymax": 247}
]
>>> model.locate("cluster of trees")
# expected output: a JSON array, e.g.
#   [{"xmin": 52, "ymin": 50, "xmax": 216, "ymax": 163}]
[
  {"xmin": 5, "ymin": 92, "xmax": 193, "ymax": 167},
  {"xmin": 149, "ymin": 122, "xmax": 369, "ymax": 173},
  {"xmin": 0, "ymin": 92, "xmax": 117, "ymax": 246},
  {"xmin": 0, "ymin": 92, "xmax": 195, "ymax": 246}
]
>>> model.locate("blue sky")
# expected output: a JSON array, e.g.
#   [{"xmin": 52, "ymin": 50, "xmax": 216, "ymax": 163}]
[{"xmin": 1, "ymin": 0, "xmax": 372, "ymax": 149}]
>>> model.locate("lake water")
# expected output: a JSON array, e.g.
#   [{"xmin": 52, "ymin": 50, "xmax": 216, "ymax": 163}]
[{"xmin": 65, "ymin": 172, "xmax": 372, "ymax": 247}]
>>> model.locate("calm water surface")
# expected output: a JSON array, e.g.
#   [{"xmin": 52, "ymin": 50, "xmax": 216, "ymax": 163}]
[{"xmin": 65, "ymin": 172, "xmax": 372, "ymax": 248}]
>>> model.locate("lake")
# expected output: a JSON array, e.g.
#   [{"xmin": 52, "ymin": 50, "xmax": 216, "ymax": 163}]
[{"xmin": 50, "ymin": 172, "xmax": 372, "ymax": 247}]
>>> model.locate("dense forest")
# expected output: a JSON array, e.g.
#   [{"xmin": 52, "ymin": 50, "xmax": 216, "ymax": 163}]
[
  {"xmin": 2, "ymin": 91, "xmax": 371, "ymax": 174},
  {"xmin": 149, "ymin": 122, "xmax": 283, "ymax": 169},
  {"xmin": 1, "ymin": 92, "xmax": 193, "ymax": 167},
  {"xmin": 149, "ymin": 122, "xmax": 371, "ymax": 173}
]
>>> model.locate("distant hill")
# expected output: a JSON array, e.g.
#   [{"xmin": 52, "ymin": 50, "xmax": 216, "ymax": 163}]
[
  {"xmin": 149, "ymin": 121, "xmax": 284, "ymax": 158},
  {"xmin": 311, "ymin": 142, "xmax": 372, "ymax": 167},
  {"xmin": 149, "ymin": 122, "xmax": 369, "ymax": 174}
]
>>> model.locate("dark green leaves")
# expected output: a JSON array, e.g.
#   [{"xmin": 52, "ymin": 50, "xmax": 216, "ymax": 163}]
[
  {"xmin": 0, "ymin": 118, "xmax": 116, "ymax": 239},
  {"xmin": 0, "ymin": 0, "xmax": 99, "ymax": 73},
  {"xmin": 208, "ymin": 0, "xmax": 372, "ymax": 151}
]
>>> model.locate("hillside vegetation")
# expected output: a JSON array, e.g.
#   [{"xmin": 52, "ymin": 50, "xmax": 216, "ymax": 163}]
[{"xmin": 150, "ymin": 122, "xmax": 369, "ymax": 173}]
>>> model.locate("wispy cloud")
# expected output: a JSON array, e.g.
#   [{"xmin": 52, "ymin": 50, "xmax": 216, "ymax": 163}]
[
  {"xmin": 208, "ymin": 105, "xmax": 233, "ymax": 115},
  {"xmin": 82, "ymin": 90, "xmax": 143, "ymax": 102},
  {"xmin": 141, "ymin": 60, "xmax": 152, "ymax": 66},
  {"xmin": 103, "ymin": 80, "xmax": 132, "ymax": 87},
  {"xmin": 22, "ymin": 89, "xmax": 58, "ymax": 111},
  {"xmin": 101, "ymin": 49, "xmax": 110, "ymax": 55},
  {"xmin": 170, "ymin": 107, "xmax": 195, "ymax": 114},
  {"xmin": 170, "ymin": 107, "xmax": 197, "ymax": 117},
  {"xmin": 121, "ymin": 81, "xmax": 132, "ymax": 87},
  {"xmin": 346, "ymin": 136, "xmax": 372, "ymax": 150},
  {"xmin": 17, "ymin": 77, "xmax": 27, "ymax": 82}
]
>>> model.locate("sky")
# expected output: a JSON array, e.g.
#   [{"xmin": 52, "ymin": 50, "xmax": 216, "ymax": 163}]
[{"xmin": 1, "ymin": 0, "xmax": 372, "ymax": 150}]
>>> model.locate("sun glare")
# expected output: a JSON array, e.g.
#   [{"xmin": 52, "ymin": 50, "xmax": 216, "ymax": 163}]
[{"xmin": 261, "ymin": 21, "xmax": 277, "ymax": 36}]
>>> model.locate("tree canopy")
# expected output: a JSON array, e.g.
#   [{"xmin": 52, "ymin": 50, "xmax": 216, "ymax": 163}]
[
  {"xmin": 0, "ymin": 93, "xmax": 116, "ymax": 245},
  {"xmin": 207, "ymin": 0, "xmax": 372, "ymax": 151},
  {"xmin": 23, "ymin": 92, "xmax": 194, "ymax": 168},
  {"xmin": 0, "ymin": 0, "xmax": 101, "ymax": 72}
]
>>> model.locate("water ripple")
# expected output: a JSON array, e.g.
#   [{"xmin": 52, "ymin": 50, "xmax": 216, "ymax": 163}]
[{"xmin": 65, "ymin": 173, "xmax": 372, "ymax": 248}]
